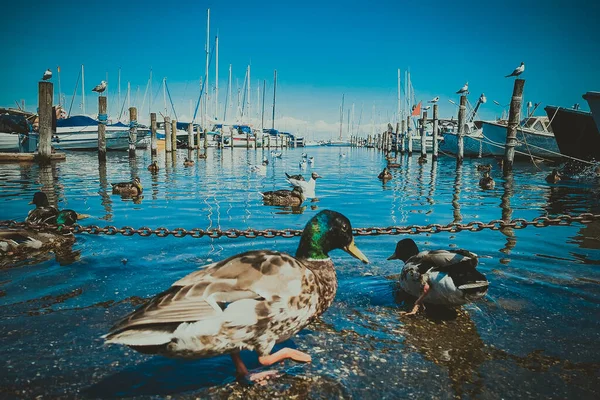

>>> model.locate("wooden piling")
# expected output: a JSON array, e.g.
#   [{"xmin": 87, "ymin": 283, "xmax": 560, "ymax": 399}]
[
  {"xmin": 196, "ymin": 125, "xmax": 201, "ymax": 150},
  {"xmin": 406, "ymin": 116, "xmax": 413, "ymax": 155},
  {"xmin": 150, "ymin": 113, "xmax": 157, "ymax": 156},
  {"xmin": 395, "ymin": 122, "xmax": 400, "ymax": 153},
  {"xmin": 188, "ymin": 123, "xmax": 194, "ymax": 149},
  {"xmin": 420, "ymin": 111, "xmax": 427, "ymax": 157},
  {"xmin": 432, "ymin": 104, "xmax": 439, "ymax": 161},
  {"xmin": 456, "ymin": 95, "xmax": 467, "ymax": 164},
  {"xmin": 400, "ymin": 120, "xmax": 406, "ymax": 154},
  {"xmin": 171, "ymin": 120, "xmax": 178, "ymax": 152},
  {"xmin": 246, "ymin": 128, "xmax": 250, "ymax": 149},
  {"xmin": 98, "ymin": 96, "xmax": 107, "ymax": 162},
  {"xmin": 164, "ymin": 116, "xmax": 172, "ymax": 152},
  {"xmin": 203, "ymin": 128, "xmax": 208, "ymax": 149},
  {"xmin": 128, "ymin": 107, "xmax": 137, "ymax": 158},
  {"xmin": 503, "ymin": 79, "xmax": 525, "ymax": 175},
  {"xmin": 37, "ymin": 81, "xmax": 53, "ymax": 164},
  {"xmin": 230, "ymin": 126, "xmax": 234, "ymax": 150}
]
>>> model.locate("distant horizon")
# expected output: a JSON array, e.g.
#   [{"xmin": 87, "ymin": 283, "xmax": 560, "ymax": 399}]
[{"xmin": 2, "ymin": 1, "xmax": 599, "ymax": 140}]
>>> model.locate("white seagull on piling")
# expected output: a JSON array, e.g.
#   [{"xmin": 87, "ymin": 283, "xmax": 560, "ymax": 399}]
[
  {"xmin": 505, "ymin": 62, "xmax": 525, "ymax": 78},
  {"xmin": 428, "ymin": 96, "xmax": 439, "ymax": 103},
  {"xmin": 92, "ymin": 81, "xmax": 107, "ymax": 93},
  {"xmin": 456, "ymin": 82, "xmax": 469, "ymax": 95},
  {"xmin": 42, "ymin": 69, "xmax": 52, "ymax": 81}
]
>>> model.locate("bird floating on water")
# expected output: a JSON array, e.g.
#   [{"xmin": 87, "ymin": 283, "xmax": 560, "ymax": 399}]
[
  {"xmin": 505, "ymin": 62, "xmax": 525, "ymax": 78},
  {"xmin": 308, "ymin": 156, "xmax": 314, "ymax": 165},
  {"xmin": 26, "ymin": 191, "xmax": 87, "ymax": 226},
  {"xmin": 103, "ymin": 210, "xmax": 368, "ymax": 383},
  {"xmin": 378, "ymin": 167, "xmax": 392, "ymax": 180},
  {"xmin": 456, "ymin": 82, "xmax": 469, "ymax": 95},
  {"xmin": 388, "ymin": 238, "xmax": 488, "ymax": 315},
  {"xmin": 183, "ymin": 158, "xmax": 195, "ymax": 167},
  {"xmin": 260, "ymin": 186, "xmax": 305, "ymax": 206},
  {"xmin": 476, "ymin": 164, "xmax": 491, "ymax": 172},
  {"xmin": 288, "ymin": 172, "xmax": 321, "ymax": 199},
  {"xmin": 92, "ymin": 81, "xmax": 107, "ymax": 93},
  {"xmin": 112, "ymin": 177, "xmax": 142, "ymax": 196},
  {"xmin": 428, "ymin": 96, "xmax": 439, "ymax": 103},
  {"xmin": 147, "ymin": 161, "xmax": 159, "ymax": 173},
  {"xmin": 545, "ymin": 169, "xmax": 561, "ymax": 183},
  {"xmin": 285, "ymin": 172, "xmax": 304, "ymax": 181},
  {"xmin": 479, "ymin": 171, "xmax": 495, "ymax": 190},
  {"xmin": 42, "ymin": 69, "xmax": 52, "ymax": 81}
]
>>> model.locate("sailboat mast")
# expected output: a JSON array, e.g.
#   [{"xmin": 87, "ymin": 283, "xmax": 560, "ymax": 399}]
[
  {"xmin": 81, "ymin": 64, "xmax": 85, "ymax": 114},
  {"xmin": 57, "ymin": 66, "xmax": 62, "ymax": 107},
  {"xmin": 351, "ymin": 103, "xmax": 355, "ymax": 136},
  {"xmin": 339, "ymin": 94, "xmax": 344, "ymax": 141},
  {"xmin": 247, "ymin": 65, "xmax": 251, "ymax": 125},
  {"xmin": 272, "ymin": 69, "xmax": 277, "ymax": 130},
  {"xmin": 163, "ymin": 78, "xmax": 167, "ymax": 117},
  {"xmin": 215, "ymin": 35, "xmax": 219, "ymax": 121},
  {"xmin": 205, "ymin": 8, "xmax": 210, "ymax": 122},
  {"xmin": 256, "ymin": 80, "xmax": 260, "ymax": 122},
  {"xmin": 261, "ymin": 79, "xmax": 266, "ymax": 132},
  {"xmin": 149, "ymin": 69, "xmax": 152, "ymax": 115},
  {"xmin": 397, "ymin": 68, "xmax": 401, "ymax": 122},
  {"xmin": 127, "ymin": 82, "xmax": 131, "ymax": 110},
  {"xmin": 118, "ymin": 68, "xmax": 121, "ymax": 115}
]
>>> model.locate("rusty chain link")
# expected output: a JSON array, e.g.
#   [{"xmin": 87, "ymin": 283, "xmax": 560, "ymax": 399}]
[{"xmin": 1, "ymin": 212, "xmax": 598, "ymax": 239}]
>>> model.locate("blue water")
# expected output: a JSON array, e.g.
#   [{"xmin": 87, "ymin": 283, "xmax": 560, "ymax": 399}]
[{"xmin": 1, "ymin": 147, "xmax": 599, "ymax": 399}]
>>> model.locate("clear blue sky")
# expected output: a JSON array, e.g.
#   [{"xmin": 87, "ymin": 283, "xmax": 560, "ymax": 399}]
[{"xmin": 2, "ymin": 0, "xmax": 599, "ymax": 137}]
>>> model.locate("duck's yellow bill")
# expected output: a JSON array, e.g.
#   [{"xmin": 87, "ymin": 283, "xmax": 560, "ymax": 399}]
[
  {"xmin": 76, "ymin": 213, "xmax": 90, "ymax": 220},
  {"xmin": 344, "ymin": 239, "xmax": 369, "ymax": 264}
]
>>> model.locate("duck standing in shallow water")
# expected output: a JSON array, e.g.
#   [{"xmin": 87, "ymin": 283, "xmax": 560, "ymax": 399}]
[
  {"xmin": 378, "ymin": 167, "xmax": 393, "ymax": 181},
  {"xmin": 147, "ymin": 161, "xmax": 159, "ymax": 173},
  {"xmin": 260, "ymin": 186, "xmax": 305, "ymax": 206},
  {"xmin": 479, "ymin": 172, "xmax": 495, "ymax": 190},
  {"xmin": 545, "ymin": 169, "xmax": 561, "ymax": 183},
  {"xmin": 112, "ymin": 177, "xmax": 143, "ymax": 196},
  {"xmin": 103, "ymin": 210, "xmax": 368, "ymax": 383},
  {"xmin": 388, "ymin": 238, "xmax": 489, "ymax": 315},
  {"xmin": 26, "ymin": 192, "xmax": 86, "ymax": 226}
]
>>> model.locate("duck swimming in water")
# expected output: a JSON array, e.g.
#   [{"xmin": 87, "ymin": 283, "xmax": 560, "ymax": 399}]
[
  {"xmin": 545, "ymin": 169, "xmax": 561, "ymax": 183},
  {"xmin": 287, "ymin": 172, "xmax": 321, "ymax": 199},
  {"xmin": 378, "ymin": 167, "xmax": 393, "ymax": 180},
  {"xmin": 285, "ymin": 172, "xmax": 305, "ymax": 181},
  {"xmin": 479, "ymin": 172, "xmax": 495, "ymax": 190},
  {"xmin": 388, "ymin": 238, "xmax": 489, "ymax": 315},
  {"xmin": 112, "ymin": 177, "xmax": 143, "ymax": 196},
  {"xmin": 184, "ymin": 158, "xmax": 195, "ymax": 167},
  {"xmin": 476, "ymin": 164, "xmax": 492, "ymax": 172},
  {"xmin": 260, "ymin": 186, "xmax": 305, "ymax": 206},
  {"xmin": 147, "ymin": 161, "xmax": 159, "ymax": 173},
  {"xmin": 26, "ymin": 192, "xmax": 86, "ymax": 226},
  {"xmin": 0, "ymin": 228, "xmax": 77, "ymax": 268},
  {"xmin": 103, "ymin": 210, "xmax": 368, "ymax": 383}
]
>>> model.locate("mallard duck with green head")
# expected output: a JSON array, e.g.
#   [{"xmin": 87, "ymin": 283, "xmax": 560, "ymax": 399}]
[
  {"xmin": 388, "ymin": 238, "xmax": 489, "ymax": 316},
  {"xmin": 0, "ymin": 228, "xmax": 77, "ymax": 268},
  {"xmin": 104, "ymin": 210, "xmax": 368, "ymax": 383},
  {"xmin": 112, "ymin": 177, "xmax": 143, "ymax": 196},
  {"xmin": 26, "ymin": 192, "xmax": 87, "ymax": 226}
]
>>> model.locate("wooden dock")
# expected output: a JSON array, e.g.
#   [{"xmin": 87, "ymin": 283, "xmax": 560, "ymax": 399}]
[{"xmin": 0, "ymin": 152, "xmax": 66, "ymax": 163}]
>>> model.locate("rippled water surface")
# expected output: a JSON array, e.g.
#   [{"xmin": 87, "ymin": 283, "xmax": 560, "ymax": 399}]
[{"xmin": 1, "ymin": 147, "xmax": 599, "ymax": 399}]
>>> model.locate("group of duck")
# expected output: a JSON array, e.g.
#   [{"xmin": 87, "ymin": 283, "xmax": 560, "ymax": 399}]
[{"xmin": 102, "ymin": 209, "xmax": 489, "ymax": 384}]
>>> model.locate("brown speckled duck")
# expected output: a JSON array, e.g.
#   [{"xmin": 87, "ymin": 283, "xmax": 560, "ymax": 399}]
[
  {"xmin": 198, "ymin": 153, "xmax": 207, "ymax": 159},
  {"xmin": 147, "ymin": 161, "xmax": 159, "ymax": 173},
  {"xmin": 378, "ymin": 167, "xmax": 393, "ymax": 180},
  {"xmin": 418, "ymin": 155, "xmax": 427, "ymax": 164},
  {"xmin": 479, "ymin": 172, "xmax": 495, "ymax": 190},
  {"xmin": 184, "ymin": 158, "xmax": 195, "ymax": 167},
  {"xmin": 112, "ymin": 177, "xmax": 143, "ymax": 196},
  {"xmin": 260, "ymin": 186, "xmax": 305, "ymax": 206},
  {"xmin": 545, "ymin": 169, "xmax": 561, "ymax": 183},
  {"xmin": 476, "ymin": 164, "xmax": 492, "ymax": 172},
  {"xmin": 103, "ymin": 210, "xmax": 368, "ymax": 383}
]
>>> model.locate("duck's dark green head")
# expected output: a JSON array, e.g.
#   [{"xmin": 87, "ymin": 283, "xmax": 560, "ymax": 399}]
[
  {"xmin": 296, "ymin": 210, "xmax": 368, "ymax": 264},
  {"xmin": 56, "ymin": 210, "xmax": 78, "ymax": 226},
  {"xmin": 388, "ymin": 238, "xmax": 419, "ymax": 262},
  {"xmin": 29, "ymin": 191, "xmax": 49, "ymax": 208}
]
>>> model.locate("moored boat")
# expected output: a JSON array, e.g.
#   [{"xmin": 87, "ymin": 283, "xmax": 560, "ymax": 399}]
[
  {"xmin": 582, "ymin": 91, "xmax": 600, "ymax": 133},
  {"xmin": 0, "ymin": 109, "xmax": 38, "ymax": 153},
  {"xmin": 544, "ymin": 105, "xmax": 600, "ymax": 161}
]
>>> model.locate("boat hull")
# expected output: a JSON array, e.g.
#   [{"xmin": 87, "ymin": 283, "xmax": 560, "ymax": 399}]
[
  {"xmin": 439, "ymin": 130, "xmax": 499, "ymax": 157},
  {"xmin": 480, "ymin": 121, "xmax": 560, "ymax": 159},
  {"xmin": 0, "ymin": 132, "xmax": 39, "ymax": 153},
  {"xmin": 583, "ymin": 92, "xmax": 600, "ymax": 133},
  {"xmin": 544, "ymin": 106, "xmax": 600, "ymax": 161},
  {"xmin": 53, "ymin": 127, "xmax": 149, "ymax": 151}
]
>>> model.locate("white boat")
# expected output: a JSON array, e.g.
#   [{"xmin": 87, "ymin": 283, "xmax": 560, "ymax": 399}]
[
  {"xmin": 213, "ymin": 124, "xmax": 257, "ymax": 148},
  {"xmin": 439, "ymin": 117, "xmax": 560, "ymax": 159},
  {"xmin": 54, "ymin": 115, "xmax": 149, "ymax": 151},
  {"xmin": 583, "ymin": 91, "xmax": 600, "ymax": 132}
]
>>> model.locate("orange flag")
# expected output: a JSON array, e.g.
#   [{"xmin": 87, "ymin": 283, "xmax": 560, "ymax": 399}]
[{"xmin": 411, "ymin": 101, "xmax": 422, "ymax": 117}]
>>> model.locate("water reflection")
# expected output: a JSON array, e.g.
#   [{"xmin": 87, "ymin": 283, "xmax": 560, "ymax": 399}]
[
  {"xmin": 500, "ymin": 173, "xmax": 516, "ymax": 264},
  {"xmin": 452, "ymin": 164, "xmax": 463, "ymax": 223},
  {"xmin": 97, "ymin": 161, "xmax": 113, "ymax": 221}
]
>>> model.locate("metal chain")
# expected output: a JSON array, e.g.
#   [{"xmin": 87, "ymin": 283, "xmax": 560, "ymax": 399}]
[{"xmin": 1, "ymin": 213, "xmax": 598, "ymax": 239}]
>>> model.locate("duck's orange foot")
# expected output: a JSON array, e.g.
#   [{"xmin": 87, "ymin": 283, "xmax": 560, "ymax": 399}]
[{"xmin": 258, "ymin": 348, "xmax": 312, "ymax": 366}]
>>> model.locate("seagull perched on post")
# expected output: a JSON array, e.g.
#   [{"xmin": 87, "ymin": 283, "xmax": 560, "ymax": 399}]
[
  {"xmin": 456, "ymin": 82, "xmax": 469, "ymax": 95},
  {"xmin": 428, "ymin": 96, "xmax": 439, "ymax": 103},
  {"xmin": 92, "ymin": 81, "xmax": 107, "ymax": 93},
  {"xmin": 505, "ymin": 62, "xmax": 525, "ymax": 78},
  {"xmin": 42, "ymin": 69, "xmax": 52, "ymax": 81}
]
